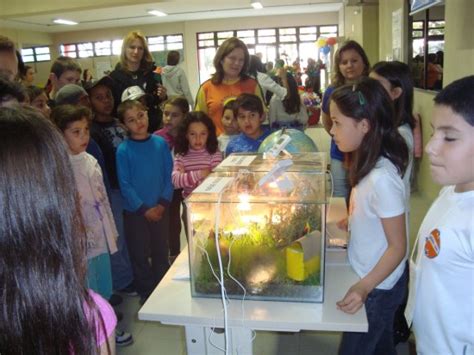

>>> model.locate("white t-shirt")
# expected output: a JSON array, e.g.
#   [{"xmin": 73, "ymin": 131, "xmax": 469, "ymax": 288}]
[
  {"xmin": 348, "ymin": 157, "xmax": 407, "ymax": 290},
  {"xmin": 268, "ymin": 95, "xmax": 309, "ymax": 128},
  {"xmin": 412, "ymin": 186, "xmax": 474, "ymax": 355},
  {"xmin": 398, "ymin": 123, "xmax": 414, "ymax": 209}
]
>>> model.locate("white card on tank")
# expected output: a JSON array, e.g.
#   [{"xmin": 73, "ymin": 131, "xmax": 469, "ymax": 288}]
[
  {"xmin": 193, "ymin": 176, "xmax": 234, "ymax": 194},
  {"xmin": 218, "ymin": 155, "xmax": 257, "ymax": 167}
]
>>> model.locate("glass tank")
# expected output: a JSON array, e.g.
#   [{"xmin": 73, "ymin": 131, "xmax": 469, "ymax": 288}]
[
  {"xmin": 186, "ymin": 162, "xmax": 327, "ymax": 303},
  {"xmin": 215, "ymin": 152, "xmax": 328, "ymax": 173}
]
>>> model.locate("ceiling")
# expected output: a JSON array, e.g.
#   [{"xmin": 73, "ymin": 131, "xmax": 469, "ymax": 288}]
[{"xmin": 0, "ymin": 0, "xmax": 343, "ymax": 33}]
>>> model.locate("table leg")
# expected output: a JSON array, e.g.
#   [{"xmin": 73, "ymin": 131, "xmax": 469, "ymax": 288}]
[{"xmin": 185, "ymin": 325, "xmax": 253, "ymax": 354}]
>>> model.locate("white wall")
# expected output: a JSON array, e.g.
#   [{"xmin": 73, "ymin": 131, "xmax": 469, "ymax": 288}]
[{"xmin": 8, "ymin": 11, "xmax": 339, "ymax": 91}]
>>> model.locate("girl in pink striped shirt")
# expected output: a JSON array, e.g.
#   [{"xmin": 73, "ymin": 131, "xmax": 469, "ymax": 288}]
[{"xmin": 172, "ymin": 112, "xmax": 222, "ymax": 235}]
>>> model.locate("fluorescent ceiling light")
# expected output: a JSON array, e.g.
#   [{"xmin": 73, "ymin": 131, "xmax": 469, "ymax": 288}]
[
  {"xmin": 251, "ymin": 0, "xmax": 263, "ymax": 9},
  {"xmin": 53, "ymin": 19, "xmax": 78, "ymax": 25},
  {"xmin": 148, "ymin": 10, "xmax": 167, "ymax": 17}
]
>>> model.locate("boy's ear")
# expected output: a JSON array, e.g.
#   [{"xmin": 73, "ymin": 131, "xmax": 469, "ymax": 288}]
[
  {"xmin": 260, "ymin": 112, "xmax": 266, "ymax": 123},
  {"xmin": 390, "ymin": 87, "xmax": 403, "ymax": 100}
]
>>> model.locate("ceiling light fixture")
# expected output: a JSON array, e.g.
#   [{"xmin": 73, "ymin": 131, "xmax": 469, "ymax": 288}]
[
  {"xmin": 251, "ymin": 0, "xmax": 263, "ymax": 9},
  {"xmin": 53, "ymin": 19, "xmax": 78, "ymax": 25},
  {"xmin": 148, "ymin": 10, "xmax": 167, "ymax": 17}
]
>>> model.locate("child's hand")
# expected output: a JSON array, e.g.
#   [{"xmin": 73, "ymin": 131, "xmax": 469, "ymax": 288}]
[
  {"xmin": 336, "ymin": 281, "xmax": 370, "ymax": 314},
  {"xmin": 337, "ymin": 217, "xmax": 348, "ymax": 231},
  {"xmin": 156, "ymin": 84, "xmax": 167, "ymax": 100},
  {"xmin": 200, "ymin": 168, "xmax": 211, "ymax": 179},
  {"xmin": 144, "ymin": 206, "xmax": 162, "ymax": 222},
  {"xmin": 154, "ymin": 205, "xmax": 165, "ymax": 220}
]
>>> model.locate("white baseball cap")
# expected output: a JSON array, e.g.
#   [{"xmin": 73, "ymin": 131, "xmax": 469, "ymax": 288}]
[{"xmin": 121, "ymin": 85, "xmax": 146, "ymax": 102}]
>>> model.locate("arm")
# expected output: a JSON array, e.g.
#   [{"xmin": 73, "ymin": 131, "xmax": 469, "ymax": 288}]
[
  {"xmin": 259, "ymin": 71, "xmax": 288, "ymax": 100},
  {"xmin": 210, "ymin": 151, "xmax": 223, "ymax": 169},
  {"xmin": 337, "ymin": 213, "xmax": 407, "ymax": 314},
  {"xmin": 321, "ymin": 88, "xmax": 333, "ymax": 134},
  {"xmin": 159, "ymin": 145, "xmax": 174, "ymax": 205},
  {"xmin": 171, "ymin": 155, "xmax": 203, "ymax": 189}
]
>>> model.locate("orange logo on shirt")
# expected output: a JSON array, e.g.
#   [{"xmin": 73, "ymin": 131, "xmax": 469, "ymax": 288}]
[{"xmin": 424, "ymin": 228, "xmax": 441, "ymax": 258}]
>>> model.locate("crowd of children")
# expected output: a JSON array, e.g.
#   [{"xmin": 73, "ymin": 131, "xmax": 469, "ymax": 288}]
[{"xmin": 1, "ymin": 31, "xmax": 472, "ymax": 354}]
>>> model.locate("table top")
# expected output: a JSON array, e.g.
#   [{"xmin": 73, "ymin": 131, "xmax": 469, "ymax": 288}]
[{"xmin": 138, "ymin": 197, "xmax": 367, "ymax": 332}]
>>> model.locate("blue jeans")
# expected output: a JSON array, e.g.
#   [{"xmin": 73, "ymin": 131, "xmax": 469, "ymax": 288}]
[
  {"xmin": 330, "ymin": 158, "xmax": 349, "ymax": 198},
  {"xmin": 109, "ymin": 189, "xmax": 134, "ymax": 290},
  {"xmin": 339, "ymin": 265, "xmax": 408, "ymax": 355}
]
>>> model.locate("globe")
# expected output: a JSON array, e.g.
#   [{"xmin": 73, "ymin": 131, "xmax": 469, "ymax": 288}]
[{"xmin": 258, "ymin": 129, "xmax": 318, "ymax": 154}]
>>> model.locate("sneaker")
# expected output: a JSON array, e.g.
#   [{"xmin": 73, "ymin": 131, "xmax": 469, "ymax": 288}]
[
  {"xmin": 108, "ymin": 294, "xmax": 123, "ymax": 306},
  {"xmin": 115, "ymin": 329, "xmax": 133, "ymax": 347},
  {"xmin": 118, "ymin": 284, "xmax": 139, "ymax": 297}
]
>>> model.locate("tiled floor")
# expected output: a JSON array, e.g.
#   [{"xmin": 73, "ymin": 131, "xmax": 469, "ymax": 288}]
[{"xmin": 114, "ymin": 289, "xmax": 411, "ymax": 355}]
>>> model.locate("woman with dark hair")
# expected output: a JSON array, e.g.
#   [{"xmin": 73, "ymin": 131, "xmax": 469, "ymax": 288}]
[
  {"xmin": 321, "ymin": 40, "xmax": 370, "ymax": 198},
  {"xmin": 268, "ymin": 72, "xmax": 308, "ymax": 130},
  {"xmin": 195, "ymin": 37, "xmax": 264, "ymax": 135},
  {"xmin": 0, "ymin": 106, "xmax": 116, "ymax": 354},
  {"xmin": 109, "ymin": 31, "xmax": 167, "ymax": 132},
  {"xmin": 20, "ymin": 64, "xmax": 35, "ymax": 86}
]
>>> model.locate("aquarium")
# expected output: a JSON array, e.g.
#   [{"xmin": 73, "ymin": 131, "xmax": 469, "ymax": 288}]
[
  {"xmin": 215, "ymin": 152, "xmax": 328, "ymax": 173},
  {"xmin": 186, "ymin": 163, "xmax": 327, "ymax": 303}
]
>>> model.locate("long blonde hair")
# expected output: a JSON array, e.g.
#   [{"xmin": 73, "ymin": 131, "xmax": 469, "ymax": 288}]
[{"xmin": 120, "ymin": 31, "xmax": 154, "ymax": 72}]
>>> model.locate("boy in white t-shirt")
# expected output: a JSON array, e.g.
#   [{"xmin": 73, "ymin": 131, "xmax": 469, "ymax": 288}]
[{"xmin": 408, "ymin": 75, "xmax": 474, "ymax": 354}]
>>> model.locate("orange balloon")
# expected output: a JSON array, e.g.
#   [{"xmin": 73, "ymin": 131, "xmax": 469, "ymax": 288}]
[{"xmin": 327, "ymin": 37, "xmax": 337, "ymax": 46}]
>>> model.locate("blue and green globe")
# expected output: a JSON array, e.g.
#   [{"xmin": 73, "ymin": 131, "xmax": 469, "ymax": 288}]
[{"xmin": 258, "ymin": 129, "xmax": 318, "ymax": 154}]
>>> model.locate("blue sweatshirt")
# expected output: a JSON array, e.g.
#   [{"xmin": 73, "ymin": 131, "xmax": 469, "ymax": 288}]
[{"xmin": 116, "ymin": 134, "xmax": 173, "ymax": 214}]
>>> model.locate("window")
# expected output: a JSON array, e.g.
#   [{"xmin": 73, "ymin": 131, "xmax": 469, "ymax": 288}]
[
  {"xmin": 21, "ymin": 46, "xmax": 51, "ymax": 63},
  {"xmin": 59, "ymin": 34, "xmax": 183, "ymax": 59},
  {"xmin": 196, "ymin": 25, "xmax": 338, "ymax": 84},
  {"xmin": 408, "ymin": 4, "xmax": 445, "ymax": 90},
  {"xmin": 147, "ymin": 34, "xmax": 184, "ymax": 52}
]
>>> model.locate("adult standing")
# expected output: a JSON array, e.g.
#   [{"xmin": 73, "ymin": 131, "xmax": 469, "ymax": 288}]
[
  {"xmin": 321, "ymin": 40, "xmax": 370, "ymax": 198},
  {"xmin": 109, "ymin": 31, "xmax": 166, "ymax": 132},
  {"xmin": 162, "ymin": 50, "xmax": 194, "ymax": 109},
  {"xmin": 195, "ymin": 37, "xmax": 264, "ymax": 135}
]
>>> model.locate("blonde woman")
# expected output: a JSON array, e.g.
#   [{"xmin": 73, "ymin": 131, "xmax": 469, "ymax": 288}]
[{"xmin": 110, "ymin": 31, "xmax": 167, "ymax": 132}]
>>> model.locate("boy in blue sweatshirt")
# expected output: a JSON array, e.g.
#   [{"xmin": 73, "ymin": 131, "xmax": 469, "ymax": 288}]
[{"xmin": 116, "ymin": 99, "xmax": 173, "ymax": 304}]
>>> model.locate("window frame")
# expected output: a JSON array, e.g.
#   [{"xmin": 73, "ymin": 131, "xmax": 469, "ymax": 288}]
[{"xmin": 20, "ymin": 46, "xmax": 51, "ymax": 63}]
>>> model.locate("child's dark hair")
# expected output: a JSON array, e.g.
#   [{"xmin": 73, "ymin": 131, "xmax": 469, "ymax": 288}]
[
  {"xmin": 162, "ymin": 96, "xmax": 190, "ymax": 115},
  {"xmin": 51, "ymin": 104, "xmax": 92, "ymax": 132},
  {"xmin": 167, "ymin": 50, "xmax": 180, "ymax": 66},
  {"xmin": 174, "ymin": 111, "xmax": 218, "ymax": 155},
  {"xmin": 25, "ymin": 85, "xmax": 45, "ymax": 103},
  {"xmin": 279, "ymin": 73, "xmax": 301, "ymax": 115},
  {"xmin": 233, "ymin": 93, "xmax": 264, "ymax": 117},
  {"xmin": 434, "ymin": 75, "xmax": 474, "ymax": 126},
  {"xmin": 222, "ymin": 98, "xmax": 236, "ymax": 115},
  {"xmin": 0, "ymin": 75, "xmax": 26, "ymax": 103},
  {"xmin": 117, "ymin": 100, "xmax": 148, "ymax": 123},
  {"xmin": 331, "ymin": 77, "xmax": 408, "ymax": 187},
  {"xmin": 371, "ymin": 61, "xmax": 415, "ymax": 129},
  {"xmin": 50, "ymin": 56, "xmax": 82, "ymax": 78}
]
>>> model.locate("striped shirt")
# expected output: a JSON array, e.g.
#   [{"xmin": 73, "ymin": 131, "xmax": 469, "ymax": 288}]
[{"xmin": 172, "ymin": 148, "xmax": 223, "ymax": 198}]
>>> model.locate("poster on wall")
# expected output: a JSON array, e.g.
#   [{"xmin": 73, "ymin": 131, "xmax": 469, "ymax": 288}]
[
  {"xmin": 95, "ymin": 60, "xmax": 112, "ymax": 79},
  {"xmin": 409, "ymin": 0, "xmax": 443, "ymax": 15},
  {"xmin": 392, "ymin": 8, "xmax": 402, "ymax": 61}
]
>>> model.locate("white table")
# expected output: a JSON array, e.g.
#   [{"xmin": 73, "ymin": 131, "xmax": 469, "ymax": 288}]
[{"xmin": 138, "ymin": 198, "xmax": 367, "ymax": 354}]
